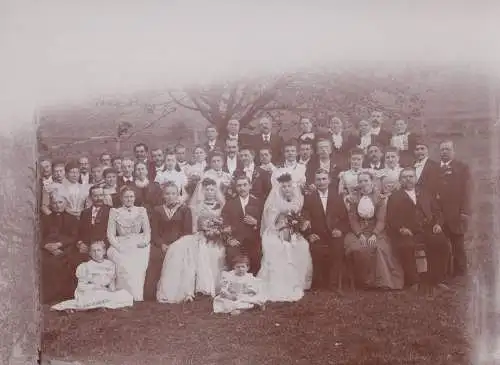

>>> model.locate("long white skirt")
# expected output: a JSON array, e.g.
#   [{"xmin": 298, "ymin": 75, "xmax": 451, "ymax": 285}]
[
  {"xmin": 50, "ymin": 288, "xmax": 134, "ymax": 311},
  {"xmin": 258, "ymin": 231, "xmax": 313, "ymax": 302},
  {"xmin": 156, "ymin": 233, "xmax": 226, "ymax": 303},
  {"xmin": 107, "ymin": 234, "xmax": 150, "ymax": 301}
]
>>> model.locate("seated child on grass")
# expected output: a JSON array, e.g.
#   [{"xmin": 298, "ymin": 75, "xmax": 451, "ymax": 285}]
[
  {"xmin": 213, "ymin": 255, "xmax": 266, "ymax": 315},
  {"xmin": 51, "ymin": 241, "xmax": 134, "ymax": 312}
]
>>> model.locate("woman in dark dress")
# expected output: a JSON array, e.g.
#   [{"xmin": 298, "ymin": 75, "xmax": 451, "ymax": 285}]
[{"xmin": 133, "ymin": 162, "xmax": 162, "ymax": 212}]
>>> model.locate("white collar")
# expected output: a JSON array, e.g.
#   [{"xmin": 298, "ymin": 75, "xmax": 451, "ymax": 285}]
[
  {"xmin": 208, "ymin": 139, "xmax": 216, "ymax": 145},
  {"xmin": 243, "ymin": 163, "xmax": 255, "ymax": 171},
  {"xmin": 155, "ymin": 164, "xmax": 165, "ymax": 170},
  {"xmin": 239, "ymin": 194, "xmax": 250, "ymax": 203},
  {"xmin": 440, "ymin": 160, "xmax": 452, "ymax": 167},
  {"xmin": 227, "ymin": 155, "xmax": 237, "ymax": 161},
  {"xmin": 371, "ymin": 162, "xmax": 381, "ymax": 168},
  {"xmin": 318, "ymin": 189, "xmax": 329, "ymax": 198},
  {"xmin": 415, "ymin": 157, "xmax": 428, "ymax": 166},
  {"xmin": 262, "ymin": 133, "xmax": 271, "ymax": 138},
  {"xmin": 371, "ymin": 126, "xmax": 381, "ymax": 134}
]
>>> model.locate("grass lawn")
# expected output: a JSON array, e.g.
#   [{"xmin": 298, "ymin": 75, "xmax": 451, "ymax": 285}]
[
  {"xmin": 42, "ymin": 282, "xmax": 471, "ymax": 365},
  {"xmin": 40, "ymin": 128, "xmax": 499, "ymax": 364}
]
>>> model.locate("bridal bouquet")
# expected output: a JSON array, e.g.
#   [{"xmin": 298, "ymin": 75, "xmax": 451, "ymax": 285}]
[
  {"xmin": 285, "ymin": 211, "xmax": 303, "ymax": 235},
  {"xmin": 201, "ymin": 216, "xmax": 232, "ymax": 245}
]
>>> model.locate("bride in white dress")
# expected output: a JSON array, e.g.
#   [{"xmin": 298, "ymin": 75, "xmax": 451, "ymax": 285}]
[
  {"xmin": 156, "ymin": 177, "xmax": 227, "ymax": 303},
  {"xmin": 257, "ymin": 173, "xmax": 313, "ymax": 302}
]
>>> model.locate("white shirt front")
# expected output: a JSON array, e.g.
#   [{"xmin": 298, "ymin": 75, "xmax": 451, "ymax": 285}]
[
  {"xmin": 91, "ymin": 206, "xmax": 101, "ymax": 224},
  {"xmin": 80, "ymin": 172, "xmax": 90, "ymax": 185},
  {"xmin": 239, "ymin": 195, "xmax": 249, "ymax": 215},
  {"xmin": 319, "ymin": 159, "xmax": 331, "ymax": 172},
  {"xmin": 331, "ymin": 133, "xmax": 343, "ymax": 149},
  {"xmin": 318, "ymin": 189, "xmax": 328, "ymax": 213},
  {"xmin": 226, "ymin": 156, "xmax": 238, "ymax": 175},
  {"xmin": 155, "ymin": 169, "xmax": 187, "ymax": 191},
  {"xmin": 414, "ymin": 157, "xmax": 428, "ymax": 181},
  {"xmin": 359, "ymin": 134, "xmax": 372, "ymax": 150},
  {"xmin": 207, "ymin": 140, "xmax": 216, "ymax": 151},
  {"xmin": 405, "ymin": 189, "xmax": 417, "ymax": 204},
  {"xmin": 243, "ymin": 163, "xmax": 255, "ymax": 181}
]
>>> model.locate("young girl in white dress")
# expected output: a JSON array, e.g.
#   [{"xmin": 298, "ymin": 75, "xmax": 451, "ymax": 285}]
[
  {"xmin": 50, "ymin": 241, "xmax": 134, "ymax": 311},
  {"xmin": 107, "ymin": 187, "xmax": 151, "ymax": 301},
  {"xmin": 157, "ymin": 177, "xmax": 227, "ymax": 303},
  {"xmin": 258, "ymin": 173, "xmax": 313, "ymax": 302},
  {"xmin": 213, "ymin": 255, "xmax": 266, "ymax": 315}
]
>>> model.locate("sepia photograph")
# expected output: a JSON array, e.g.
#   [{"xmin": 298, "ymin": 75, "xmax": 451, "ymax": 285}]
[{"xmin": 2, "ymin": 2, "xmax": 500, "ymax": 365}]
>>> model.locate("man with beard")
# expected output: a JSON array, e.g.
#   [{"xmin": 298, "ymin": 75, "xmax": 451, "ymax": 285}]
[
  {"xmin": 78, "ymin": 156, "xmax": 92, "ymax": 185},
  {"xmin": 437, "ymin": 140, "xmax": 472, "ymax": 278},
  {"xmin": 252, "ymin": 117, "xmax": 283, "ymax": 165},
  {"xmin": 363, "ymin": 143, "xmax": 385, "ymax": 173},
  {"xmin": 386, "ymin": 168, "xmax": 450, "ymax": 294},
  {"xmin": 77, "ymin": 185, "xmax": 111, "ymax": 255},
  {"xmin": 369, "ymin": 110, "xmax": 392, "ymax": 147}
]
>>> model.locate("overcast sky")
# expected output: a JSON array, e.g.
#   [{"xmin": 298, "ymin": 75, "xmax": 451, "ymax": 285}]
[{"xmin": 1, "ymin": 1, "xmax": 499, "ymax": 135}]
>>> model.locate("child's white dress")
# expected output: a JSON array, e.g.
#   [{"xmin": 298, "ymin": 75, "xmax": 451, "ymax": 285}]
[
  {"xmin": 50, "ymin": 259, "xmax": 133, "ymax": 311},
  {"xmin": 213, "ymin": 270, "xmax": 266, "ymax": 314}
]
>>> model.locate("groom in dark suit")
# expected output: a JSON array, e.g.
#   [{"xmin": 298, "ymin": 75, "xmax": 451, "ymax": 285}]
[
  {"xmin": 386, "ymin": 168, "xmax": 451, "ymax": 293},
  {"xmin": 222, "ymin": 174, "xmax": 264, "ymax": 275},
  {"xmin": 302, "ymin": 168, "xmax": 349, "ymax": 290}
]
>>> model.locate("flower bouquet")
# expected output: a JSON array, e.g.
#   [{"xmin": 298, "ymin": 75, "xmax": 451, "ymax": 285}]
[
  {"xmin": 285, "ymin": 210, "xmax": 304, "ymax": 235},
  {"xmin": 200, "ymin": 216, "xmax": 232, "ymax": 246}
]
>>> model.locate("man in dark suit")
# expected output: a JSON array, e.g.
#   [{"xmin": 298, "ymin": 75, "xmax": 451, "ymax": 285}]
[
  {"xmin": 362, "ymin": 143, "xmax": 385, "ymax": 170},
  {"xmin": 413, "ymin": 140, "xmax": 440, "ymax": 198},
  {"xmin": 391, "ymin": 118, "xmax": 419, "ymax": 167},
  {"xmin": 148, "ymin": 147, "xmax": 166, "ymax": 182},
  {"xmin": 437, "ymin": 140, "xmax": 472, "ymax": 277},
  {"xmin": 222, "ymin": 174, "xmax": 263, "ymax": 275},
  {"xmin": 252, "ymin": 117, "xmax": 283, "ymax": 165},
  {"xmin": 78, "ymin": 156, "xmax": 93, "ymax": 185},
  {"xmin": 117, "ymin": 157, "xmax": 135, "ymax": 188},
  {"xmin": 305, "ymin": 138, "xmax": 342, "ymax": 191},
  {"xmin": 233, "ymin": 146, "xmax": 271, "ymax": 200},
  {"xmin": 370, "ymin": 110, "xmax": 392, "ymax": 147},
  {"xmin": 219, "ymin": 119, "xmax": 247, "ymax": 147},
  {"xmin": 386, "ymin": 168, "xmax": 451, "ymax": 293},
  {"xmin": 41, "ymin": 193, "xmax": 80, "ymax": 304},
  {"xmin": 326, "ymin": 117, "xmax": 356, "ymax": 165},
  {"xmin": 298, "ymin": 139, "xmax": 314, "ymax": 168},
  {"xmin": 204, "ymin": 125, "xmax": 224, "ymax": 154},
  {"xmin": 146, "ymin": 182, "xmax": 193, "ymax": 300},
  {"xmin": 302, "ymin": 168, "xmax": 349, "ymax": 290},
  {"xmin": 134, "ymin": 143, "xmax": 149, "ymax": 165},
  {"xmin": 222, "ymin": 138, "xmax": 243, "ymax": 176},
  {"xmin": 77, "ymin": 185, "xmax": 111, "ymax": 255}
]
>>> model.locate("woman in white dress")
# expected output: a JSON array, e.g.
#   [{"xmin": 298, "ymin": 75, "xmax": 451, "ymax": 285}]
[
  {"xmin": 257, "ymin": 173, "xmax": 313, "ymax": 302},
  {"xmin": 107, "ymin": 186, "xmax": 151, "ymax": 301},
  {"xmin": 157, "ymin": 177, "xmax": 227, "ymax": 303},
  {"xmin": 51, "ymin": 241, "xmax": 134, "ymax": 311}
]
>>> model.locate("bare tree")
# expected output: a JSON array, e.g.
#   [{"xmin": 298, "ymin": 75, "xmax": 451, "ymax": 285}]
[{"xmin": 168, "ymin": 73, "xmax": 310, "ymax": 131}]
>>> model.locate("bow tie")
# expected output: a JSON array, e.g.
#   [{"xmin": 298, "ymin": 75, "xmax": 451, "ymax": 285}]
[{"xmin": 440, "ymin": 161, "xmax": 451, "ymax": 168}]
